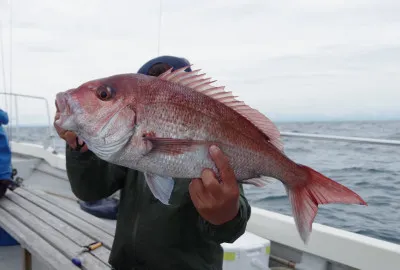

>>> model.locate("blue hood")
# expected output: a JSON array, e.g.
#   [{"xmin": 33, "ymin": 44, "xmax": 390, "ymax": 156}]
[
  {"xmin": 137, "ymin": 55, "xmax": 192, "ymax": 75},
  {"xmin": 0, "ymin": 109, "xmax": 12, "ymax": 181}
]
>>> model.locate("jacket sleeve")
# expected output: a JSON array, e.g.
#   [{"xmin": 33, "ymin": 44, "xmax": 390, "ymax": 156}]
[
  {"xmin": 65, "ymin": 144, "xmax": 127, "ymax": 201},
  {"xmin": 197, "ymin": 184, "xmax": 251, "ymax": 244},
  {"xmin": 0, "ymin": 110, "xmax": 9, "ymax": 125}
]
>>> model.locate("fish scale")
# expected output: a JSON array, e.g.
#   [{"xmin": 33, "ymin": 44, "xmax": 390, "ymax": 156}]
[
  {"xmin": 55, "ymin": 66, "xmax": 367, "ymax": 244},
  {"xmin": 133, "ymin": 103, "xmax": 266, "ymax": 179}
]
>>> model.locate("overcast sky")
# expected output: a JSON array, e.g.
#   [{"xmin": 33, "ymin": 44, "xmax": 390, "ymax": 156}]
[{"xmin": 0, "ymin": 0, "xmax": 399, "ymax": 125}]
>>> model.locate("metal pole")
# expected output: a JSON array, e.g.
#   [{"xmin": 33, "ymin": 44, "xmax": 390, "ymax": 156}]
[
  {"xmin": 8, "ymin": 0, "xmax": 13, "ymax": 142},
  {"xmin": 44, "ymin": 97, "xmax": 56, "ymax": 150},
  {"xmin": 14, "ymin": 94, "xmax": 18, "ymax": 141}
]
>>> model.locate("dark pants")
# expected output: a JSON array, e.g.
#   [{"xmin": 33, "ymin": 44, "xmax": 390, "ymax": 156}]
[{"xmin": 0, "ymin": 180, "xmax": 10, "ymax": 198}]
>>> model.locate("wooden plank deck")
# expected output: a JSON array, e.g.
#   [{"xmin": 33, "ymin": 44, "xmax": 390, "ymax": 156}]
[{"xmin": 0, "ymin": 187, "xmax": 115, "ymax": 270}]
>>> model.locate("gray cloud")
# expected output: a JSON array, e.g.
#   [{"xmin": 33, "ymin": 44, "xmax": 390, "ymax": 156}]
[{"xmin": 0, "ymin": 0, "xmax": 399, "ymax": 125}]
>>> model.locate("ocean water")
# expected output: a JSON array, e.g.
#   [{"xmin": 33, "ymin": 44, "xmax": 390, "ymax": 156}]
[{"xmin": 5, "ymin": 120, "xmax": 400, "ymax": 245}]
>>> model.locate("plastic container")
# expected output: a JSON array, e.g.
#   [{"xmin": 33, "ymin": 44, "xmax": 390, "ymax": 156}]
[
  {"xmin": 222, "ymin": 231, "xmax": 271, "ymax": 270},
  {"xmin": 0, "ymin": 226, "xmax": 19, "ymax": 246}
]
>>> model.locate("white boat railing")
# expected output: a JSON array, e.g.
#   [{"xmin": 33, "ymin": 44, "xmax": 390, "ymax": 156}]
[
  {"xmin": 0, "ymin": 92, "xmax": 57, "ymax": 151},
  {"xmin": 281, "ymin": 131, "xmax": 400, "ymax": 146},
  {"xmin": 248, "ymin": 207, "xmax": 400, "ymax": 270}
]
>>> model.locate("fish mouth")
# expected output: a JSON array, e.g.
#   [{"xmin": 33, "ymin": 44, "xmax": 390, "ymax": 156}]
[
  {"xmin": 54, "ymin": 92, "xmax": 76, "ymax": 131},
  {"xmin": 55, "ymin": 92, "xmax": 71, "ymax": 116}
]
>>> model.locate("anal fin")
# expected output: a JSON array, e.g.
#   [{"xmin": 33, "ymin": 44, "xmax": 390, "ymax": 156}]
[
  {"xmin": 144, "ymin": 172, "xmax": 175, "ymax": 205},
  {"xmin": 239, "ymin": 176, "xmax": 275, "ymax": 187}
]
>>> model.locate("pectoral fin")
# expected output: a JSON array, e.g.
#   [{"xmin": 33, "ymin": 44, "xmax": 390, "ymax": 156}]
[
  {"xmin": 142, "ymin": 137, "xmax": 215, "ymax": 155},
  {"xmin": 144, "ymin": 172, "xmax": 175, "ymax": 205}
]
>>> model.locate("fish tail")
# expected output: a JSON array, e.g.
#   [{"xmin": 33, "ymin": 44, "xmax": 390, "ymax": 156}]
[{"xmin": 286, "ymin": 164, "xmax": 367, "ymax": 244}]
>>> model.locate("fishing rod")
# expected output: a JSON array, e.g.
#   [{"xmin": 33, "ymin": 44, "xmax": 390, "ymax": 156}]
[{"xmin": 157, "ymin": 0, "xmax": 163, "ymax": 56}]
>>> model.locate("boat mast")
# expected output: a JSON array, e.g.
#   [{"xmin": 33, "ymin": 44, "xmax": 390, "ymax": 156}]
[{"xmin": 8, "ymin": 0, "xmax": 13, "ymax": 140}]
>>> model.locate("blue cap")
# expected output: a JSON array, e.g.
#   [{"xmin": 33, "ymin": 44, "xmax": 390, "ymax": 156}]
[
  {"xmin": 71, "ymin": 258, "xmax": 82, "ymax": 267},
  {"xmin": 137, "ymin": 55, "xmax": 192, "ymax": 75}
]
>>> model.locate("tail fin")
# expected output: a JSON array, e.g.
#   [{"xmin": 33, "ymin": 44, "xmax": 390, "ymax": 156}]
[{"xmin": 287, "ymin": 164, "xmax": 367, "ymax": 244}]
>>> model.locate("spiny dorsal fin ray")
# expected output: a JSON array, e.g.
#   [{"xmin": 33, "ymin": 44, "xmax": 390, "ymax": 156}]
[{"xmin": 158, "ymin": 65, "xmax": 283, "ymax": 152}]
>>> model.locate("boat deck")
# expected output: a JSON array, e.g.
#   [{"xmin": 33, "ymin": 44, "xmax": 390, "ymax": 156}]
[
  {"xmin": 0, "ymin": 186, "xmax": 116, "ymax": 270},
  {"xmin": 1, "ymin": 141, "xmax": 399, "ymax": 270}
]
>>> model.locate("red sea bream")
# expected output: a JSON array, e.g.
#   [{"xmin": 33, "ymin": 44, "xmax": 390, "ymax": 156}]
[{"xmin": 54, "ymin": 66, "xmax": 367, "ymax": 243}]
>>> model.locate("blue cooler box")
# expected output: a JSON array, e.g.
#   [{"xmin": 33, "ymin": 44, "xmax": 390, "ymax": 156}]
[{"xmin": 0, "ymin": 226, "xmax": 19, "ymax": 246}]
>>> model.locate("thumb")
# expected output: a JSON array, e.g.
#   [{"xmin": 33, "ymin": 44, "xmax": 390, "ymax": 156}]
[{"xmin": 209, "ymin": 145, "xmax": 236, "ymax": 187}]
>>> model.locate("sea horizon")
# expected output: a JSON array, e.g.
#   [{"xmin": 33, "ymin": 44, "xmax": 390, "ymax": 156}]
[{"xmin": 4, "ymin": 117, "xmax": 399, "ymax": 129}]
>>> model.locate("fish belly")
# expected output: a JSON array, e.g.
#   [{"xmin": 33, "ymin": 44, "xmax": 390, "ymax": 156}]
[{"xmin": 135, "ymin": 142, "xmax": 267, "ymax": 180}]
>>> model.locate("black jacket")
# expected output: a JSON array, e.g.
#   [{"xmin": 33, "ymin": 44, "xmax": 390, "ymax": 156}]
[{"xmin": 65, "ymin": 145, "xmax": 251, "ymax": 270}]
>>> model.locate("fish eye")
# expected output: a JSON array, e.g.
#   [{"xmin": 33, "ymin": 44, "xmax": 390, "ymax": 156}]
[{"xmin": 96, "ymin": 85, "xmax": 116, "ymax": 101}]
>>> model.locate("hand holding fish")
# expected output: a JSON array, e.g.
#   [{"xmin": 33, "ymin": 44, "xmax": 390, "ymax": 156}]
[{"xmin": 189, "ymin": 145, "xmax": 240, "ymax": 225}]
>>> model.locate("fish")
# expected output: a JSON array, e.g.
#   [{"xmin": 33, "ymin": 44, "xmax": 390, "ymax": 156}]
[{"xmin": 54, "ymin": 65, "xmax": 367, "ymax": 243}]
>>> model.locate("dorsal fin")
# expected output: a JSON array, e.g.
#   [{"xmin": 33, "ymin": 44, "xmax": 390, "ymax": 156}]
[{"xmin": 158, "ymin": 66, "xmax": 284, "ymax": 152}]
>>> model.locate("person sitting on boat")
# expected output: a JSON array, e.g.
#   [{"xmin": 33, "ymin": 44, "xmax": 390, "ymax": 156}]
[
  {"xmin": 54, "ymin": 55, "xmax": 251, "ymax": 270},
  {"xmin": 0, "ymin": 108, "xmax": 12, "ymax": 198}
]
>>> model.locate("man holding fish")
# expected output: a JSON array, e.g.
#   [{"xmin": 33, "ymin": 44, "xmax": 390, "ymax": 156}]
[
  {"xmin": 55, "ymin": 56, "xmax": 252, "ymax": 270},
  {"xmin": 55, "ymin": 54, "xmax": 367, "ymax": 270}
]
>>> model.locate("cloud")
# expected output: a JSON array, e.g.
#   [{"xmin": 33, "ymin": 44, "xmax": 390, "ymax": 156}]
[{"xmin": 0, "ymin": 0, "xmax": 399, "ymax": 125}]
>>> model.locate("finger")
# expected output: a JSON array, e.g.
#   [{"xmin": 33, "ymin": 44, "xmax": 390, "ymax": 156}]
[
  {"xmin": 209, "ymin": 145, "xmax": 236, "ymax": 186},
  {"xmin": 78, "ymin": 138, "xmax": 84, "ymax": 145},
  {"xmin": 189, "ymin": 178, "xmax": 205, "ymax": 195},
  {"xmin": 200, "ymin": 169, "xmax": 222, "ymax": 198},
  {"xmin": 189, "ymin": 178, "xmax": 209, "ymax": 206},
  {"xmin": 64, "ymin": 131, "xmax": 77, "ymax": 149},
  {"xmin": 76, "ymin": 137, "xmax": 88, "ymax": 151},
  {"xmin": 53, "ymin": 116, "xmax": 66, "ymax": 137},
  {"xmin": 189, "ymin": 178, "xmax": 214, "ymax": 203},
  {"xmin": 54, "ymin": 123, "xmax": 66, "ymax": 137},
  {"xmin": 80, "ymin": 143, "xmax": 89, "ymax": 153}
]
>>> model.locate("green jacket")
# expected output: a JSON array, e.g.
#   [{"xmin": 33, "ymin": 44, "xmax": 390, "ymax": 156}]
[{"xmin": 65, "ymin": 145, "xmax": 251, "ymax": 270}]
